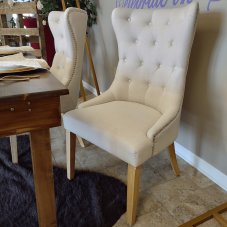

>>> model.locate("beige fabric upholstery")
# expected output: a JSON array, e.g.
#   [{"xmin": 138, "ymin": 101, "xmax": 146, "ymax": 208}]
[
  {"xmin": 49, "ymin": 8, "xmax": 87, "ymax": 113},
  {"xmin": 63, "ymin": 3, "xmax": 199, "ymax": 167}
]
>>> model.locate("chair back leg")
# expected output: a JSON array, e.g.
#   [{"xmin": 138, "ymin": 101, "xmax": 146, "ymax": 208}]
[
  {"xmin": 10, "ymin": 135, "xmax": 18, "ymax": 164},
  {"xmin": 127, "ymin": 164, "xmax": 141, "ymax": 226},
  {"xmin": 76, "ymin": 135, "xmax": 86, "ymax": 148},
  {"xmin": 167, "ymin": 143, "xmax": 180, "ymax": 176},
  {"xmin": 66, "ymin": 130, "xmax": 76, "ymax": 180}
]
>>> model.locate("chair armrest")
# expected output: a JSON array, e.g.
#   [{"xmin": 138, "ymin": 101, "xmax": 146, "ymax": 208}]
[
  {"xmin": 147, "ymin": 105, "xmax": 182, "ymax": 156},
  {"xmin": 78, "ymin": 90, "xmax": 115, "ymax": 109}
]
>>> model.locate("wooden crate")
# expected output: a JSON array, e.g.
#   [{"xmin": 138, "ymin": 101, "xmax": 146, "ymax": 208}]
[{"xmin": 0, "ymin": 2, "xmax": 47, "ymax": 61}]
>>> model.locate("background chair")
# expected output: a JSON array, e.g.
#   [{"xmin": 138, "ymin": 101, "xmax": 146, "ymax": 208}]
[
  {"xmin": 64, "ymin": 3, "xmax": 199, "ymax": 226},
  {"xmin": 10, "ymin": 7, "xmax": 88, "ymax": 164}
]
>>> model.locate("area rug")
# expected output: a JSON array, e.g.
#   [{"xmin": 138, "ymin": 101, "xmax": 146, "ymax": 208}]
[{"xmin": 0, "ymin": 135, "xmax": 127, "ymax": 227}]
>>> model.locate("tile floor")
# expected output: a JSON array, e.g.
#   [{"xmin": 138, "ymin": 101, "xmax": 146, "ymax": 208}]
[{"xmin": 49, "ymin": 89, "xmax": 227, "ymax": 227}]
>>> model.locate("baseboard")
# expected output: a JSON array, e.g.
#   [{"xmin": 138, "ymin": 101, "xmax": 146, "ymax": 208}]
[
  {"xmin": 175, "ymin": 142, "xmax": 227, "ymax": 192},
  {"xmin": 82, "ymin": 80, "xmax": 100, "ymax": 96}
]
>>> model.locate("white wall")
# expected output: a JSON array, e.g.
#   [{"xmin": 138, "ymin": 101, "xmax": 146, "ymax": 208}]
[{"xmin": 82, "ymin": 0, "xmax": 227, "ymax": 177}]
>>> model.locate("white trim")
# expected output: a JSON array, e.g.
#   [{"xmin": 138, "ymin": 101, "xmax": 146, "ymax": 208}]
[
  {"xmin": 175, "ymin": 142, "xmax": 227, "ymax": 192},
  {"xmin": 82, "ymin": 80, "xmax": 100, "ymax": 96}
]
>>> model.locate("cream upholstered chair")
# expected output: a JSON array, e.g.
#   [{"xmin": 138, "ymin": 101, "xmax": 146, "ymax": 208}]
[
  {"xmin": 63, "ymin": 3, "xmax": 199, "ymax": 226},
  {"xmin": 10, "ymin": 7, "xmax": 87, "ymax": 164},
  {"xmin": 49, "ymin": 7, "xmax": 87, "ymax": 113}
]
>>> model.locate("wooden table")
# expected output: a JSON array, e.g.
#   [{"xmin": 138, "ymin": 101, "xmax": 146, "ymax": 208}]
[{"xmin": 0, "ymin": 67, "xmax": 69, "ymax": 227}]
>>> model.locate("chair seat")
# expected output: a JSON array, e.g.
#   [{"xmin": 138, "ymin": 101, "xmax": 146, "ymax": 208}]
[{"xmin": 63, "ymin": 101, "xmax": 162, "ymax": 167}]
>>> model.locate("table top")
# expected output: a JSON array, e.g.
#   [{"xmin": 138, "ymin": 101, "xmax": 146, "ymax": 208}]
[{"xmin": 0, "ymin": 54, "xmax": 69, "ymax": 103}]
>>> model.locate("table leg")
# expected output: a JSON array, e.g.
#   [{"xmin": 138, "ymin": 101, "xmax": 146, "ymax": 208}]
[{"xmin": 30, "ymin": 129, "xmax": 57, "ymax": 227}]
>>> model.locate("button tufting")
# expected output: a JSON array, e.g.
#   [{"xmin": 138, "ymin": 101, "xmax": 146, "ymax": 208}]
[
  {"xmin": 155, "ymin": 42, "xmax": 157, "ymax": 45},
  {"xmin": 129, "ymin": 80, "xmax": 131, "ymax": 83},
  {"xmin": 172, "ymin": 42, "xmax": 174, "ymax": 45},
  {"xmin": 158, "ymin": 64, "xmax": 161, "ymax": 68},
  {"xmin": 141, "ymin": 62, "xmax": 144, "ymax": 66},
  {"xmin": 135, "ymin": 40, "xmax": 138, "ymax": 44},
  {"xmin": 164, "ymin": 87, "xmax": 166, "ymax": 90},
  {"xmin": 58, "ymin": 21, "xmax": 60, "ymax": 24},
  {"xmin": 124, "ymin": 58, "xmax": 127, "ymax": 62},
  {"xmin": 175, "ymin": 66, "xmax": 177, "ymax": 70},
  {"xmin": 148, "ymin": 83, "xmax": 151, "ymax": 86},
  {"xmin": 168, "ymin": 22, "xmax": 170, "ymax": 25},
  {"xmin": 128, "ymin": 18, "xmax": 131, "ymax": 22},
  {"xmin": 149, "ymin": 22, "xmax": 152, "ymax": 25}
]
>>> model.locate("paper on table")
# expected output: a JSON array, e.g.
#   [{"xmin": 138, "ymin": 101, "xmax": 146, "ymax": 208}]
[
  {"xmin": 0, "ymin": 53, "xmax": 50, "ymax": 69},
  {"xmin": 0, "ymin": 45, "xmax": 35, "ymax": 53}
]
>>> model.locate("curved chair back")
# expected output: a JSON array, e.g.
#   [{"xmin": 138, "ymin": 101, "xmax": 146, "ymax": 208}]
[
  {"xmin": 49, "ymin": 8, "xmax": 87, "ymax": 113},
  {"xmin": 111, "ymin": 3, "xmax": 198, "ymax": 115}
]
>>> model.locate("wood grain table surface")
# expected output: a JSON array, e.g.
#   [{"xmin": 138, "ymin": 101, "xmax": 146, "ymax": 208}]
[{"xmin": 0, "ymin": 53, "xmax": 69, "ymax": 227}]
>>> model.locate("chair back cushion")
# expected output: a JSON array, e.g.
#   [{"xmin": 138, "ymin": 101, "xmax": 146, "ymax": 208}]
[
  {"xmin": 111, "ymin": 3, "xmax": 198, "ymax": 114},
  {"xmin": 48, "ymin": 8, "xmax": 87, "ymax": 111}
]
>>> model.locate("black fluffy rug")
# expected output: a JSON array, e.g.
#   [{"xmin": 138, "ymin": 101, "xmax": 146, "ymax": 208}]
[{"xmin": 0, "ymin": 135, "xmax": 127, "ymax": 227}]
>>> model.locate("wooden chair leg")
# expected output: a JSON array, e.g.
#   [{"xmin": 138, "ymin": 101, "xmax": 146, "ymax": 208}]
[
  {"xmin": 80, "ymin": 79, "xmax": 87, "ymax": 102},
  {"xmin": 10, "ymin": 135, "xmax": 18, "ymax": 164},
  {"xmin": 127, "ymin": 164, "xmax": 141, "ymax": 226},
  {"xmin": 167, "ymin": 143, "xmax": 180, "ymax": 176},
  {"xmin": 66, "ymin": 130, "xmax": 76, "ymax": 180},
  {"xmin": 76, "ymin": 135, "xmax": 86, "ymax": 148}
]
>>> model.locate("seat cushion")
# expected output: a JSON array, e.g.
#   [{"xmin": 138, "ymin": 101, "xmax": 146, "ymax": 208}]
[{"xmin": 63, "ymin": 101, "xmax": 162, "ymax": 167}]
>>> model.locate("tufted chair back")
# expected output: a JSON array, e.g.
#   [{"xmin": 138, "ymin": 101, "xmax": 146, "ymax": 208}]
[
  {"xmin": 111, "ymin": 3, "xmax": 198, "ymax": 115},
  {"xmin": 48, "ymin": 8, "xmax": 87, "ymax": 113}
]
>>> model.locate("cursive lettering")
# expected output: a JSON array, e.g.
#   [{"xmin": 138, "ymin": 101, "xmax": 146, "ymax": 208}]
[{"xmin": 116, "ymin": 0, "xmax": 221, "ymax": 11}]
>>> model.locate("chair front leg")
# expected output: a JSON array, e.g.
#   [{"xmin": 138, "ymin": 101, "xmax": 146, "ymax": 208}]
[
  {"xmin": 10, "ymin": 135, "xmax": 18, "ymax": 164},
  {"xmin": 127, "ymin": 164, "xmax": 141, "ymax": 226},
  {"xmin": 66, "ymin": 130, "xmax": 76, "ymax": 180},
  {"xmin": 167, "ymin": 142, "xmax": 180, "ymax": 176}
]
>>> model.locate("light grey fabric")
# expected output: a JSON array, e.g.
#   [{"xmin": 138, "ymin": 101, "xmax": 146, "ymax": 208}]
[
  {"xmin": 49, "ymin": 8, "xmax": 87, "ymax": 113},
  {"xmin": 64, "ymin": 3, "xmax": 199, "ymax": 167}
]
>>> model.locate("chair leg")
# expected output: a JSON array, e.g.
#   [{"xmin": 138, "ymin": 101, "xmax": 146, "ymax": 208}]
[
  {"xmin": 10, "ymin": 135, "xmax": 18, "ymax": 164},
  {"xmin": 80, "ymin": 79, "xmax": 87, "ymax": 102},
  {"xmin": 76, "ymin": 135, "xmax": 86, "ymax": 148},
  {"xmin": 66, "ymin": 130, "xmax": 76, "ymax": 180},
  {"xmin": 127, "ymin": 164, "xmax": 141, "ymax": 226},
  {"xmin": 167, "ymin": 143, "xmax": 180, "ymax": 176}
]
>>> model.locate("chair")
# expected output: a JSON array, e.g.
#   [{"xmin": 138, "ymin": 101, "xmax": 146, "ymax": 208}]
[
  {"xmin": 63, "ymin": 3, "xmax": 199, "ymax": 226},
  {"xmin": 10, "ymin": 8, "xmax": 88, "ymax": 164}
]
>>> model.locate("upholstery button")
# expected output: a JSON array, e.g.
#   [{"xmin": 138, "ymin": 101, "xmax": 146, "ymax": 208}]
[
  {"xmin": 148, "ymin": 83, "xmax": 151, "ymax": 86},
  {"xmin": 158, "ymin": 64, "xmax": 161, "ymax": 68},
  {"xmin": 124, "ymin": 59, "xmax": 127, "ymax": 62},
  {"xmin": 149, "ymin": 22, "xmax": 152, "ymax": 25},
  {"xmin": 129, "ymin": 80, "xmax": 131, "ymax": 83},
  {"xmin": 175, "ymin": 66, "xmax": 177, "ymax": 70},
  {"xmin": 58, "ymin": 21, "xmax": 60, "ymax": 24},
  {"xmin": 135, "ymin": 40, "xmax": 138, "ymax": 44},
  {"xmin": 164, "ymin": 87, "xmax": 166, "ymax": 90},
  {"xmin": 128, "ymin": 18, "xmax": 131, "ymax": 22},
  {"xmin": 155, "ymin": 42, "xmax": 157, "ymax": 45},
  {"xmin": 172, "ymin": 42, "xmax": 174, "ymax": 45},
  {"xmin": 141, "ymin": 62, "xmax": 144, "ymax": 65},
  {"xmin": 168, "ymin": 22, "xmax": 170, "ymax": 25}
]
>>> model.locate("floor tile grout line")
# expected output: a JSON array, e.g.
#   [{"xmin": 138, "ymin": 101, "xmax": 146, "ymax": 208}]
[
  {"xmin": 148, "ymin": 174, "xmax": 220, "ymax": 226},
  {"xmin": 147, "ymin": 182, "xmax": 187, "ymax": 226}
]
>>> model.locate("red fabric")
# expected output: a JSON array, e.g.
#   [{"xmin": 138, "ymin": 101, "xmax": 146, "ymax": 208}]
[{"xmin": 23, "ymin": 18, "xmax": 55, "ymax": 66}]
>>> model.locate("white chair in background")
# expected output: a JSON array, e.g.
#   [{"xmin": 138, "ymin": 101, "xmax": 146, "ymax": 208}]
[
  {"xmin": 63, "ymin": 3, "xmax": 199, "ymax": 226},
  {"xmin": 10, "ymin": 7, "xmax": 88, "ymax": 163}
]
